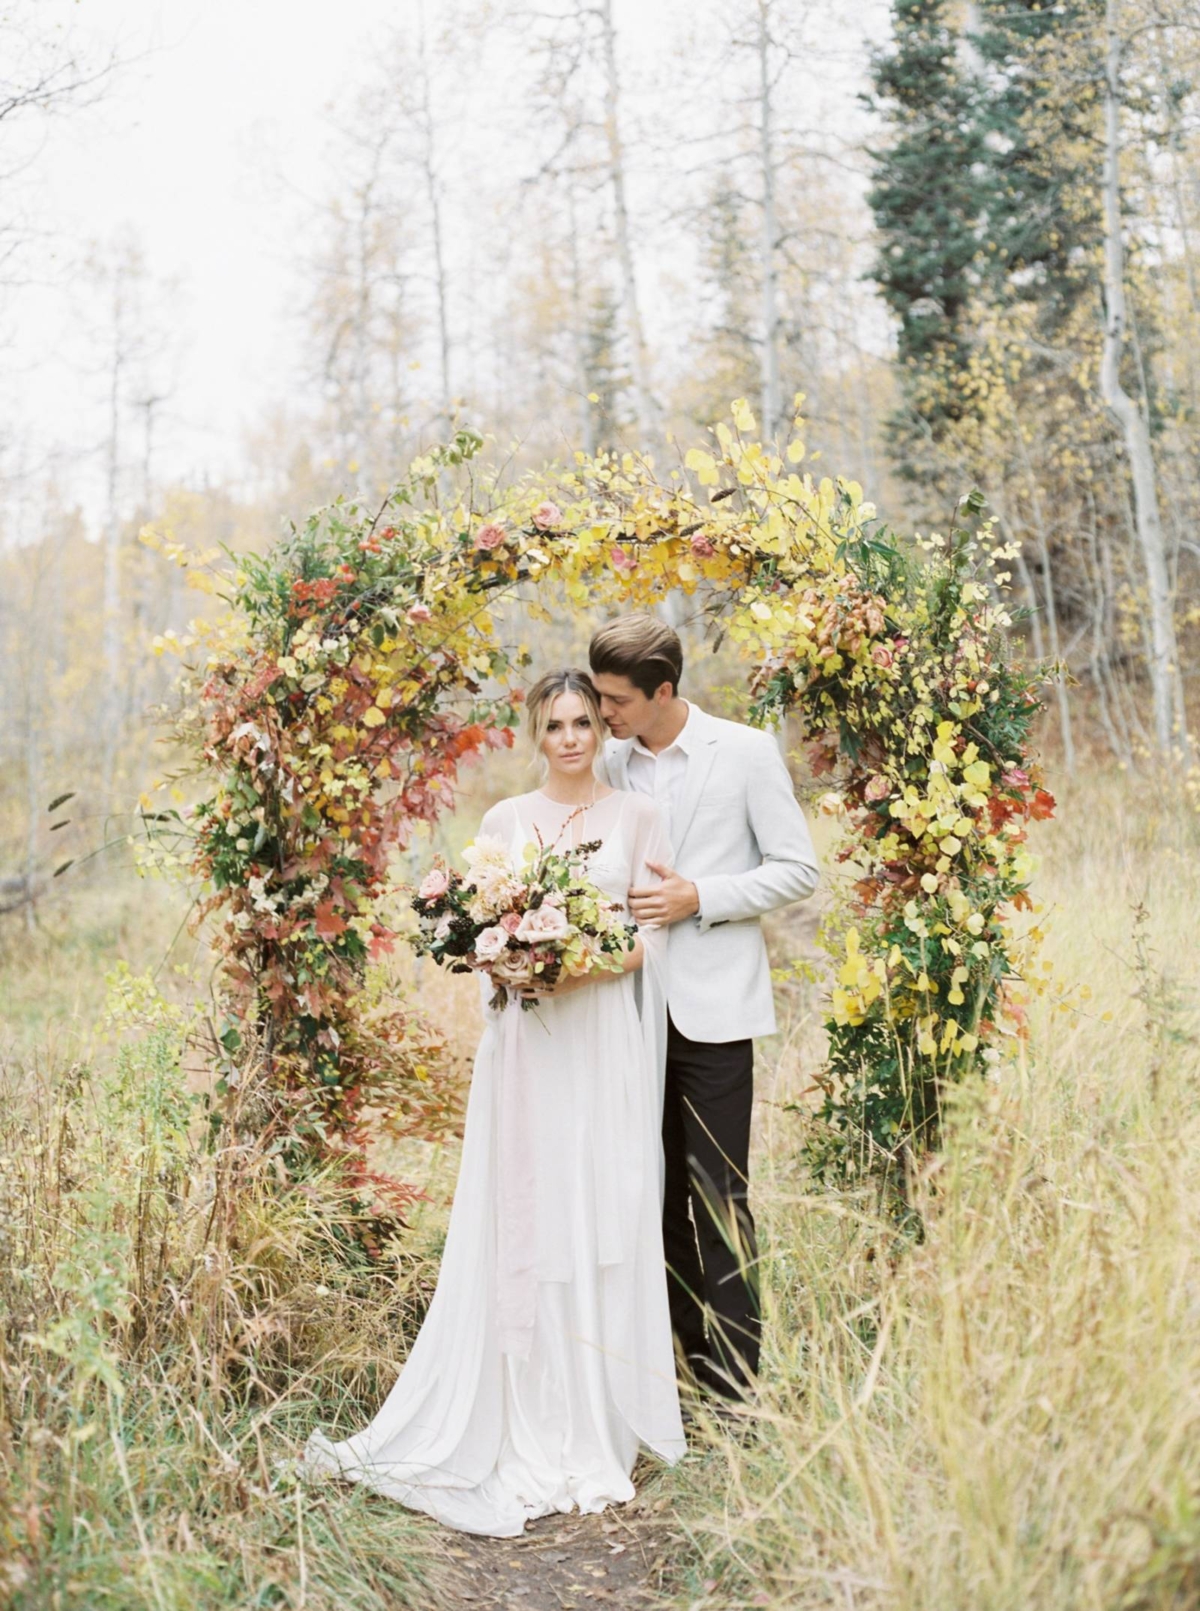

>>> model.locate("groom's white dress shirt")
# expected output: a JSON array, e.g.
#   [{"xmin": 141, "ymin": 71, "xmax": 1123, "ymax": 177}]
[
  {"xmin": 606, "ymin": 703, "xmax": 819, "ymax": 1044},
  {"xmin": 624, "ymin": 701, "xmax": 698, "ymax": 846}
]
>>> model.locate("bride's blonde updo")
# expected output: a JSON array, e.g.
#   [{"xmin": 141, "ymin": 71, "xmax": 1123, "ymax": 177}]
[{"xmin": 525, "ymin": 668, "xmax": 606, "ymax": 771}]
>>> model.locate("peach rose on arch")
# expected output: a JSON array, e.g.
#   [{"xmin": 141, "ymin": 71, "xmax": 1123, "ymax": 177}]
[{"xmin": 475, "ymin": 522, "xmax": 507, "ymax": 552}]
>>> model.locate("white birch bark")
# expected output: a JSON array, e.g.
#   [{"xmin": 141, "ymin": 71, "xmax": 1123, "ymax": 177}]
[
  {"xmin": 757, "ymin": 0, "xmax": 782, "ymax": 442},
  {"xmin": 598, "ymin": 0, "xmax": 659, "ymax": 433},
  {"xmin": 417, "ymin": 0, "xmax": 452, "ymax": 420},
  {"xmin": 1099, "ymin": 0, "xmax": 1187, "ymax": 757},
  {"xmin": 100, "ymin": 274, "xmax": 126, "ymax": 799},
  {"xmin": 567, "ymin": 183, "xmax": 597, "ymax": 456}
]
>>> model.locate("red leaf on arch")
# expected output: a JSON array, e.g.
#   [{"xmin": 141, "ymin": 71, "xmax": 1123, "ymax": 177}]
[{"xmin": 314, "ymin": 899, "xmax": 349, "ymax": 939}]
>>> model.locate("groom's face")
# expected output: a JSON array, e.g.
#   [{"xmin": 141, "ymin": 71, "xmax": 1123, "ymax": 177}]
[{"xmin": 592, "ymin": 672, "xmax": 672, "ymax": 743}]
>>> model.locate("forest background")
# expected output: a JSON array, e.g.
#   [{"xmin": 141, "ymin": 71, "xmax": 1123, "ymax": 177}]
[{"xmin": 2, "ymin": 1, "xmax": 1200, "ymax": 1608}]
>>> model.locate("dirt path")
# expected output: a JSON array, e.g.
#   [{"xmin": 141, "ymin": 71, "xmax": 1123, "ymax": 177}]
[{"xmin": 435, "ymin": 1473, "xmax": 681, "ymax": 1610}]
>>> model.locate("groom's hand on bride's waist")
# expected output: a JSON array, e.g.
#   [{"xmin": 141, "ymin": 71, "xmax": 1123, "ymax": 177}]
[{"xmin": 629, "ymin": 861, "xmax": 700, "ymax": 926}]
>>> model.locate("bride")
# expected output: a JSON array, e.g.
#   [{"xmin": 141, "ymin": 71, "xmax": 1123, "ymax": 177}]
[{"xmin": 304, "ymin": 668, "xmax": 686, "ymax": 1536}]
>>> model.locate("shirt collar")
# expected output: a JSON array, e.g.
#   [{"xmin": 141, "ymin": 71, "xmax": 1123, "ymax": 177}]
[{"xmin": 630, "ymin": 700, "xmax": 696, "ymax": 760}]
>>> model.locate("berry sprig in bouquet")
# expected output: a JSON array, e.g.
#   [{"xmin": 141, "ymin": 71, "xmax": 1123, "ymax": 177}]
[{"xmin": 413, "ymin": 834, "xmax": 636, "ymax": 1011}]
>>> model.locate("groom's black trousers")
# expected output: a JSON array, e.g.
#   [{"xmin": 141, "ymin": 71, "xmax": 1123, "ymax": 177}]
[{"xmin": 661, "ymin": 1015, "xmax": 760, "ymax": 1396}]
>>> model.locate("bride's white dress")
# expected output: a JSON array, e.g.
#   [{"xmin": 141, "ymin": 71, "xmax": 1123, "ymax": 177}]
[{"xmin": 303, "ymin": 788, "xmax": 686, "ymax": 1536}]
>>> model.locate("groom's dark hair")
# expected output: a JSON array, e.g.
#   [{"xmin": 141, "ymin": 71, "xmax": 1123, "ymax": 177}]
[{"xmin": 589, "ymin": 614, "xmax": 683, "ymax": 699}]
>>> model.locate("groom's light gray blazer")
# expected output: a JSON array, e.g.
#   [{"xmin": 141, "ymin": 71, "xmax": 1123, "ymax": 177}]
[{"xmin": 603, "ymin": 705, "xmax": 819, "ymax": 1044}]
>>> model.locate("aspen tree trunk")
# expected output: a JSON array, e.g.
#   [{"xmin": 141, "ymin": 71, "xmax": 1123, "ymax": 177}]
[
  {"xmin": 23, "ymin": 625, "xmax": 42, "ymax": 933},
  {"xmin": 598, "ymin": 0, "xmax": 658, "ymax": 433},
  {"xmin": 417, "ymin": 0, "xmax": 452, "ymax": 420},
  {"xmin": 1099, "ymin": 0, "xmax": 1186, "ymax": 758},
  {"xmin": 567, "ymin": 184, "xmax": 597, "ymax": 456},
  {"xmin": 353, "ymin": 164, "xmax": 377, "ymax": 495},
  {"xmin": 757, "ymin": 0, "xmax": 782, "ymax": 441},
  {"xmin": 101, "ymin": 277, "xmax": 125, "ymax": 800},
  {"xmin": 1013, "ymin": 426, "xmax": 1074, "ymax": 771}
]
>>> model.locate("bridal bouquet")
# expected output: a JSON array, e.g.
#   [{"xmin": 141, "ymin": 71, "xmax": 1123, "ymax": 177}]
[{"xmin": 412, "ymin": 835, "xmax": 636, "ymax": 1010}]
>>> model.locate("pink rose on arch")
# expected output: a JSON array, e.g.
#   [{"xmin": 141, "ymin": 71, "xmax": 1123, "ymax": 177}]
[
  {"xmin": 532, "ymin": 501, "xmax": 562, "ymax": 530},
  {"xmin": 417, "ymin": 868, "xmax": 450, "ymax": 902},
  {"xmin": 407, "ymin": 603, "xmax": 432, "ymax": 623},
  {"xmin": 864, "ymin": 774, "xmax": 891, "ymax": 803},
  {"xmin": 473, "ymin": 924, "xmax": 510, "ymax": 964},
  {"xmin": 871, "ymin": 643, "xmax": 894, "ymax": 669},
  {"xmin": 690, "ymin": 534, "xmax": 716, "ymax": 559},
  {"xmin": 610, "ymin": 546, "xmax": 637, "ymax": 573},
  {"xmin": 490, "ymin": 949, "xmax": 536, "ymax": 989},
  {"xmin": 500, "ymin": 910, "xmax": 523, "ymax": 935},
  {"xmin": 475, "ymin": 522, "xmax": 507, "ymax": 552},
  {"xmin": 515, "ymin": 903, "xmax": 571, "ymax": 944}
]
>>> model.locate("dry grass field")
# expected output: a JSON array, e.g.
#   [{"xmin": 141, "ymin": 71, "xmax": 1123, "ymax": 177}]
[
  {"xmin": 661, "ymin": 768, "xmax": 1200, "ymax": 1611},
  {"xmin": 1, "ymin": 764, "xmax": 1196, "ymax": 1610}
]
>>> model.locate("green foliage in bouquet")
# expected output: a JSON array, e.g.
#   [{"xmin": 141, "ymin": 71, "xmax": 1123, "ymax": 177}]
[{"xmin": 412, "ymin": 836, "xmax": 636, "ymax": 1011}]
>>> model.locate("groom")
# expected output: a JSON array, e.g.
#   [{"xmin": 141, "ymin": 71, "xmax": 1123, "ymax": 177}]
[{"xmin": 590, "ymin": 614, "xmax": 819, "ymax": 1400}]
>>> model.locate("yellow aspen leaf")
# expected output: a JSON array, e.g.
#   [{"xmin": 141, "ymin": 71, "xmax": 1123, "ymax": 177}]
[
  {"xmin": 361, "ymin": 707, "xmax": 386, "ymax": 728},
  {"xmin": 684, "ymin": 448, "xmax": 719, "ymax": 487},
  {"xmin": 786, "ymin": 439, "xmax": 806, "ymax": 463},
  {"xmin": 731, "ymin": 398, "xmax": 756, "ymax": 432}
]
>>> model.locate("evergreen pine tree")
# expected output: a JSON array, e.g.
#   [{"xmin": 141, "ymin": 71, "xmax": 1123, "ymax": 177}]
[{"xmin": 866, "ymin": 0, "xmax": 986, "ymax": 453}]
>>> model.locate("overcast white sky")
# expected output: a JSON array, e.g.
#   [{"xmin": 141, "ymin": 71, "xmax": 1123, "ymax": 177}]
[
  {"xmin": 12, "ymin": 0, "xmax": 417, "ymax": 513},
  {"xmin": 9, "ymin": 0, "xmax": 886, "ymax": 531}
]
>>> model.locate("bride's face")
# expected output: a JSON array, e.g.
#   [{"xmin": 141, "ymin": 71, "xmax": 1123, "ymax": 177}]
[{"xmin": 541, "ymin": 690, "xmax": 599, "ymax": 781}]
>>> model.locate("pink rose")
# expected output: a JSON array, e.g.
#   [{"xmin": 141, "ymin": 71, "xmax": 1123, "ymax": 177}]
[
  {"xmin": 474, "ymin": 522, "xmax": 507, "ymax": 552},
  {"xmin": 871, "ymin": 643, "xmax": 894, "ymax": 669},
  {"xmin": 499, "ymin": 910, "xmax": 523, "ymax": 935},
  {"xmin": 864, "ymin": 774, "xmax": 891, "ymax": 803},
  {"xmin": 610, "ymin": 546, "xmax": 637, "ymax": 573},
  {"xmin": 473, "ymin": 924, "xmax": 510, "ymax": 963},
  {"xmin": 690, "ymin": 534, "xmax": 716, "ymax": 559},
  {"xmin": 489, "ymin": 949, "xmax": 536, "ymax": 989},
  {"xmin": 532, "ymin": 501, "xmax": 562, "ymax": 530},
  {"xmin": 407, "ymin": 603, "xmax": 432, "ymax": 623},
  {"xmin": 418, "ymin": 868, "xmax": 449, "ymax": 902},
  {"xmin": 515, "ymin": 904, "xmax": 570, "ymax": 944}
]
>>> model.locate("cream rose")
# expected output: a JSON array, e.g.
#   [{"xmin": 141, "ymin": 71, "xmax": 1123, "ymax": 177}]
[
  {"xmin": 515, "ymin": 904, "xmax": 571, "ymax": 944},
  {"xmin": 473, "ymin": 924, "xmax": 510, "ymax": 963}
]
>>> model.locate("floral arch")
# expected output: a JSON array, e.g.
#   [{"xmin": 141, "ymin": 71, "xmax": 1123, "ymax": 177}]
[{"xmin": 145, "ymin": 398, "xmax": 1054, "ymax": 1237}]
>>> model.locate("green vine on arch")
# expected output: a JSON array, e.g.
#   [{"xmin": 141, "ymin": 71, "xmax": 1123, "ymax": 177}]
[{"xmin": 141, "ymin": 399, "xmax": 1056, "ymax": 1236}]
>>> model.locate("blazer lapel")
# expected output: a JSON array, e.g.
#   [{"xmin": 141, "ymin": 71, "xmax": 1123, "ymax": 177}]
[{"xmin": 671, "ymin": 710, "xmax": 720, "ymax": 853}]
